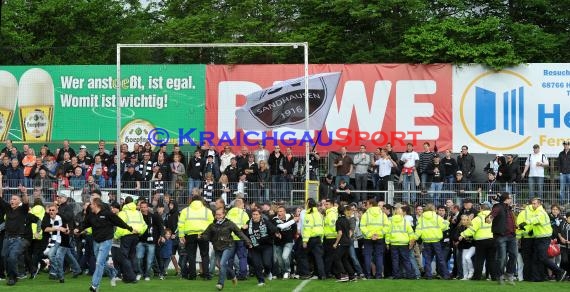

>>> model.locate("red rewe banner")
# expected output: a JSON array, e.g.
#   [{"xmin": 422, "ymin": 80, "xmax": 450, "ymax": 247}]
[{"xmin": 205, "ymin": 64, "xmax": 452, "ymax": 152}]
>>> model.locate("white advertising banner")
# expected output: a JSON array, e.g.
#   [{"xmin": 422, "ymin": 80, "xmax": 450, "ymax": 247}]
[{"xmin": 453, "ymin": 63, "xmax": 570, "ymax": 154}]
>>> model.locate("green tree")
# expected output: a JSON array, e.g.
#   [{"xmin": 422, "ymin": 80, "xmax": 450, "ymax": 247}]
[{"xmin": 0, "ymin": 0, "xmax": 156, "ymax": 65}]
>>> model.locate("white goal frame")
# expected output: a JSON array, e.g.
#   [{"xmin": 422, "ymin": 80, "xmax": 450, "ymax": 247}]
[{"xmin": 115, "ymin": 43, "xmax": 310, "ymax": 197}]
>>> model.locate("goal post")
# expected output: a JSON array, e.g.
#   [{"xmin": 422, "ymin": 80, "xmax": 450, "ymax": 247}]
[{"xmin": 115, "ymin": 43, "xmax": 315, "ymax": 201}]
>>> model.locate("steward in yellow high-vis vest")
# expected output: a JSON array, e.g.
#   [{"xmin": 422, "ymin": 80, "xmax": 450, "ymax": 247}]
[
  {"xmin": 322, "ymin": 200, "xmax": 338, "ymax": 276},
  {"xmin": 360, "ymin": 199, "xmax": 389, "ymax": 279},
  {"xmin": 386, "ymin": 208, "xmax": 416, "ymax": 279},
  {"xmin": 516, "ymin": 203, "xmax": 534, "ymax": 281},
  {"xmin": 415, "ymin": 203, "xmax": 450, "ymax": 280},
  {"xmin": 460, "ymin": 209, "xmax": 492, "ymax": 240},
  {"xmin": 30, "ymin": 202, "xmax": 46, "ymax": 240},
  {"xmin": 178, "ymin": 195, "xmax": 214, "ymax": 280},
  {"xmin": 301, "ymin": 198, "xmax": 325, "ymax": 279},
  {"xmin": 516, "ymin": 205, "xmax": 534, "ymax": 239},
  {"xmin": 459, "ymin": 202, "xmax": 494, "ymax": 280},
  {"xmin": 518, "ymin": 202, "xmax": 551, "ymax": 239},
  {"xmin": 115, "ymin": 201, "xmax": 147, "ymax": 239},
  {"xmin": 386, "ymin": 213, "xmax": 415, "ymax": 246},
  {"xmin": 178, "ymin": 199, "xmax": 214, "ymax": 237},
  {"xmin": 301, "ymin": 207, "xmax": 324, "ymax": 242},
  {"xmin": 517, "ymin": 198, "xmax": 567, "ymax": 282},
  {"xmin": 227, "ymin": 200, "xmax": 249, "ymax": 240}
]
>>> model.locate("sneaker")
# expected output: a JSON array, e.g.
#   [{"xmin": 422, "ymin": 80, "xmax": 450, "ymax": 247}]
[
  {"xmin": 310, "ymin": 276, "xmax": 318, "ymax": 280},
  {"xmin": 336, "ymin": 275, "xmax": 349, "ymax": 282},
  {"xmin": 283, "ymin": 272, "xmax": 289, "ymax": 279},
  {"xmin": 136, "ymin": 275, "xmax": 141, "ymax": 281},
  {"xmin": 556, "ymin": 270, "xmax": 567, "ymax": 282},
  {"xmin": 144, "ymin": 277, "xmax": 150, "ymax": 281},
  {"xmin": 73, "ymin": 272, "xmax": 81, "ymax": 278},
  {"xmin": 59, "ymin": 279, "xmax": 65, "ymax": 284},
  {"xmin": 257, "ymin": 282, "xmax": 265, "ymax": 287},
  {"xmin": 17, "ymin": 274, "xmax": 27, "ymax": 280},
  {"xmin": 292, "ymin": 274, "xmax": 300, "ymax": 279},
  {"xmin": 216, "ymin": 283, "xmax": 223, "ymax": 290},
  {"xmin": 89, "ymin": 286, "xmax": 98, "ymax": 292},
  {"xmin": 231, "ymin": 277, "xmax": 238, "ymax": 287},
  {"xmin": 159, "ymin": 276, "xmax": 164, "ymax": 280},
  {"xmin": 7, "ymin": 278, "xmax": 16, "ymax": 286},
  {"xmin": 110, "ymin": 277, "xmax": 117, "ymax": 287},
  {"xmin": 268, "ymin": 273, "xmax": 273, "ymax": 281}
]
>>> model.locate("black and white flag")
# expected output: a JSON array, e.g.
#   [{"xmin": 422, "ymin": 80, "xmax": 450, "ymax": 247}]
[{"xmin": 236, "ymin": 72, "xmax": 341, "ymax": 130}]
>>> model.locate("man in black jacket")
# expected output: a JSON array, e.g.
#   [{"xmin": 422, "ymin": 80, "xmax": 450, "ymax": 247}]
[
  {"xmin": 457, "ymin": 145, "xmax": 476, "ymax": 185},
  {"xmin": 0, "ymin": 183, "xmax": 40, "ymax": 286},
  {"xmin": 504, "ymin": 155, "xmax": 521, "ymax": 195},
  {"xmin": 202, "ymin": 208, "xmax": 251, "ymax": 291},
  {"xmin": 75, "ymin": 197, "xmax": 137, "ymax": 292},
  {"xmin": 187, "ymin": 150, "xmax": 204, "ymax": 191},
  {"xmin": 559, "ymin": 141, "xmax": 570, "ymax": 204},
  {"xmin": 487, "ymin": 192, "xmax": 517, "ymax": 285}
]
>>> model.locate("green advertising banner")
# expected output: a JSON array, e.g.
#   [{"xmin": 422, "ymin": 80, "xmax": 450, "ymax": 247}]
[{"xmin": 0, "ymin": 65, "xmax": 205, "ymax": 150}]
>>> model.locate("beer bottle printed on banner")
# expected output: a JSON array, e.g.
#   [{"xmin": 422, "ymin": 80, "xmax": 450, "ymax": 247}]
[
  {"xmin": 0, "ymin": 71, "xmax": 18, "ymax": 141},
  {"xmin": 18, "ymin": 68, "xmax": 54, "ymax": 141}
]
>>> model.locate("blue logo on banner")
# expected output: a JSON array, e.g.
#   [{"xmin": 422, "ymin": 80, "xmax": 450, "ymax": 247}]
[
  {"xmin": 474, "ymin": 86, "xmax": 525, "ymax": 136},
  {"xmin": 459, "ymin": 70, "xmax": 532, "ymax": 151}
]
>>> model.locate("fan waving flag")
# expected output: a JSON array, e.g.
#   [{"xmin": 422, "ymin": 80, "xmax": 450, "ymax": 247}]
[{"xmin": 236, "ymin": 72, "xmax": 342, "ymax": 130}]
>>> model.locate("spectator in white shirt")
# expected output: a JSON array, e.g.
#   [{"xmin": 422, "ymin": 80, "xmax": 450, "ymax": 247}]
[{"xmin": 522, "ymin": 144, "xmax": 549, "ymax": 199}]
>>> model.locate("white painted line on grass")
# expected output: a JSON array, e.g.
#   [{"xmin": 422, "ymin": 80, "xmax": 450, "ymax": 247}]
[{"xmin": 292, "ymin": 279, "xmax": 311, "ymax": 292}]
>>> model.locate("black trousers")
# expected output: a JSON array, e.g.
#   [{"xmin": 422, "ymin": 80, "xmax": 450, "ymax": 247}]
[
  {"xmin": 293, "ymin": 236, "xmax": 309, "ymax": 276},
  {"xmin": 185, "ymin": 234, "xmax": 210, "ymax": 279},
  {"xmin": 249, "ymin": 245, "xmax": 273, "ymax": 283},
  {"xmin": 306, "ymin": 237, "xmax": 325, "ymax": 279},
  {"xmin": 520, "ymin": 238, "xmax": 534, "ymax": 281},
  {"xmin": 119, "ymin": 234, "xmax": 139, "ymax": 281},
  {"xmin": 332, "ymin": 245, "xmax": 354, "ymax": 277},
  {"xmin": 472, "ymin": 239, "xmax": 497, "ymax": 280},
  {"xmin": 0, "ymin": 233, "xmax": 4, "ymax": 278},
  {"xmin": 531, "ymin": 237, "xmax": 561, "ymax": 282},
  {"xmin": 323, "ymin": 238, "xmax": 336, "ymax": 276}
]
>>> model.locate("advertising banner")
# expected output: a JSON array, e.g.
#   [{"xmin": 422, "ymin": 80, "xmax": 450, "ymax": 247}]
[
  {"xmin": 453, "ymin": 64, "xmax": 570, "ymax": 154},
  {"xmin": 206, "ymin": 64, "xmax": 453, "ymax": 152},
  {"xmin": 0, "ymin": 65, "xmax": 205, "ymax": 150}
]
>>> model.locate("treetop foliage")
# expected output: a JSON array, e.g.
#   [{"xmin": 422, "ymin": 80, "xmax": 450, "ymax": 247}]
[{"xmin": 0, "ymin": 0, "xmax": 568, "ymax": 70}]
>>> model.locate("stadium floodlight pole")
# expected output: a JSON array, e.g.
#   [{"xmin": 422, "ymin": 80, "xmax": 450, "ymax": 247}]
[{"xmin": 117, "ymin": 42, "xmax": 309, "ymax": 199}]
